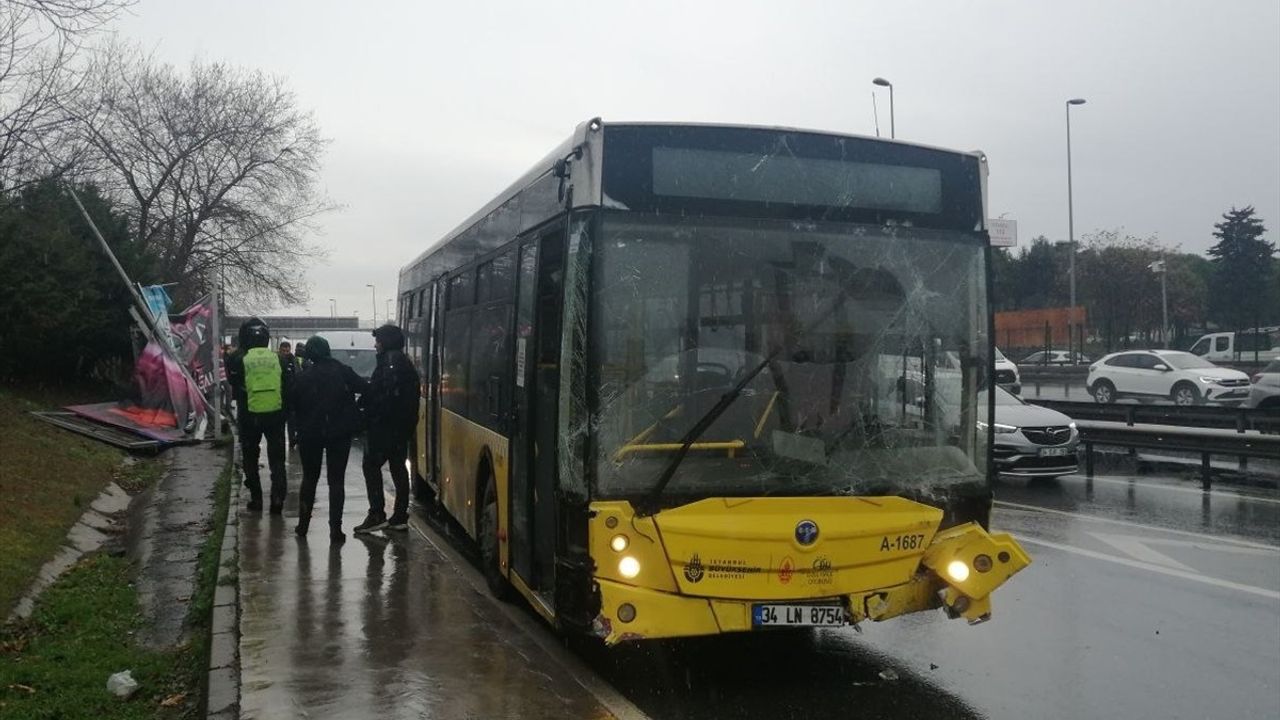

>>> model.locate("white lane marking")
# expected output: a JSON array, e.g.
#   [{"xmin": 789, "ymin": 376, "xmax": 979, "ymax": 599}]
[
  {"xmin": 1059, "ymin": 474, "xmax": 1280, "ymax": 506},
  {"xmin": 409, "ymin": 516, "xmax": 652, "ymax": 720},
  {"xmin": 1019, "ymin": 536, "xmax": 1280, "ymax": 601},
  {"xmin": 994, "ymin": 500, "xmax": 1280, "ymax": 551},
  {"xmin": 1090, "ymin": 532, "xmax": 1196, "ymax": 571}
]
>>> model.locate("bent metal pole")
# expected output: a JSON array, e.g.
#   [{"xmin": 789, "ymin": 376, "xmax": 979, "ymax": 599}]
[{"xmin": 65, "ymin": 183, "xmax": 216, "ymax": 421}]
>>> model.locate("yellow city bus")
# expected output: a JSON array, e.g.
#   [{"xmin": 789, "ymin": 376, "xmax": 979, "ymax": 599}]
[{"xmin": 398, "ymin": 119, "xmax": 1030, "ymax": 645}]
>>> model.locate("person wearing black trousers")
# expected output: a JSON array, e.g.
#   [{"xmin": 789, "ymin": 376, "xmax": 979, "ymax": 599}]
[
  {"xmin": 288, "ymin": 335, "xmax": 368, "ymax": 544},
  {"xmin": 354, "ymin": 324, "xmax": 420, "ymax": 533}
]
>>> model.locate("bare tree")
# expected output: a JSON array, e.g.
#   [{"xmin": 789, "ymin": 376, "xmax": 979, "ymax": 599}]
[
  {"xmin": 68, "ymin": 44, "xmax": 334, "ymax": 308},
  {"xmin": 0, "ymin": 0, "xmax": 130, "ymax": 189}
]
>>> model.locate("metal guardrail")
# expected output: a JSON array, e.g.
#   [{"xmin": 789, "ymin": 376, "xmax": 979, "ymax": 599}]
[
  {"xmin": 1073, "ymin": 420, "xmax": 1280, "ymax": 489},
  {"xmin": 1027, "ymin": 399, "xmax": 1280, "ymax": 433}
]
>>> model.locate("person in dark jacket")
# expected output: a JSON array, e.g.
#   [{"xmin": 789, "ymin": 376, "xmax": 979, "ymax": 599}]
[
  {"xmin": 225, "ymin": 318, "xmax": 294, "ymax": 513},
  {"xmin": 278, "ymin": 341, "xmax": 300, "ymax": 449},
  {"xmin": 354, "ymin": 324, "xmax": 421, "ymax": 533},
  {"xmin": 288, "ymin": 335, "xmax": 368, "ymax": 543}
]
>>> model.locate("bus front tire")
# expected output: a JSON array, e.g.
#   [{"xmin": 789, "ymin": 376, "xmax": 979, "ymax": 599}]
[{"xmin": 480, "ymin": 478, "xmax": 513, "ymax": 601}]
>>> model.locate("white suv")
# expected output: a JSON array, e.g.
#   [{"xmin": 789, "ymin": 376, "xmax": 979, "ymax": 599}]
[{"xmin": 1087, "ymin": 350, "xmax": 1252, "ymax": 406}]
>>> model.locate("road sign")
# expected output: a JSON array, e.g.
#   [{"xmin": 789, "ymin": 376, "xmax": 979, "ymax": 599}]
[{"xmin": 988, "ymin": 218, "xmax": 1018, "ymax": 247}]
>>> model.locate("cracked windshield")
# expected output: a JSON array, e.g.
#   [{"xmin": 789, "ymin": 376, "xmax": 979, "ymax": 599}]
[{"xmin": 1, "ymin": 2, "xmax": 1276, "ymax": 720}]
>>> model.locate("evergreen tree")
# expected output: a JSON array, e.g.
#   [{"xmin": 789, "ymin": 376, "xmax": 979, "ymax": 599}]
[{"xmin": 1207, "ymin": 207, "xmax": 1276, "ymax": 331}]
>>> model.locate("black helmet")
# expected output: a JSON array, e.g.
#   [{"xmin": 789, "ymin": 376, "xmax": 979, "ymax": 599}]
[
  {"xmin": 372, "ymin": 324, "xmax": 405, "ymax": 351},
  {"xmin": 238, "ymin": 317, "xmax": 270, "ymax": 349}
]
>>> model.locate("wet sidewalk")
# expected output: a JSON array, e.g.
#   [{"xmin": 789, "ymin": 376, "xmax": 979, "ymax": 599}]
[{"xmin": 236, "ymin": 442, "xmax": 614, "ymax": 720}]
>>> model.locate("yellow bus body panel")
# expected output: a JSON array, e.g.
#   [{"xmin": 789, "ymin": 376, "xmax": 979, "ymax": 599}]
[{"xmin": 438, "ymin": 409, "xmax": 510, "ymax": 575}]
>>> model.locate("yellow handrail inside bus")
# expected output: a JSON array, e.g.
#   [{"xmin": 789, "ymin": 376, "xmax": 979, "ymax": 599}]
[
  {"xmin": 613, "ymin": 440, "xmax": 745, "ymax": 460},
  {"xmin": 753, "ymin": 391, "xmax": 780, "ymax": 439}
]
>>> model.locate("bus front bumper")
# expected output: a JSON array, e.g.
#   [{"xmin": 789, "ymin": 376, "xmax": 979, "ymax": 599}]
[{"xmin": 589, "ymin": 522, "xmax": 1030, "ymax": 645}]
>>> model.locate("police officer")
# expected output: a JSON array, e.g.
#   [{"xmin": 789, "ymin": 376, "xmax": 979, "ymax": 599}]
[
  {"xmin": 354, "ymin": 324, "xmax": 420, "ymax": 533},
  {"xmin": 226, "ymin": 318, "xmax": 292, "ymax": 513}
]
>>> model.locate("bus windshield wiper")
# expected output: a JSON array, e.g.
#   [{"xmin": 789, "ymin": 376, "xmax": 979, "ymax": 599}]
[{"xmin": 634, "ymin": 287, "xmax": 854, "ymax": 517}]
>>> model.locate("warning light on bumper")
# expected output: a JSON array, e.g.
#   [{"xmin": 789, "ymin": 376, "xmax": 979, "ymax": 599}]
[{"xmin": 946, "ymin": 560, "xmax": 970, "ymax": 583}]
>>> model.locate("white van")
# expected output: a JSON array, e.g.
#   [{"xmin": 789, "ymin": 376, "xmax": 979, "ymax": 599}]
[
  {"xmin": 312, "ymin": 330, "xmax": 378, "ymax": 379},
  {"xmin": 1188, "ymin": 330, "xmax": 1280, "ymax": 363}
]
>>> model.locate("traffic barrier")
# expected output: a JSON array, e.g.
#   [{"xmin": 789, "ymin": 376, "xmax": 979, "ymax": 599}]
[
  {"xmin": 1073, "ymin": 420, "xmax": 1280, "ymax": 490},
  {"xmin": 1029, "ymin": 399, "xmax": 1280, "ymax": 433}
]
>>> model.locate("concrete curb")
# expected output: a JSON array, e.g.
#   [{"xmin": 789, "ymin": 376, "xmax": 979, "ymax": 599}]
[
  {"xmin": 7, "ymin": 480, "xmax": 136, "ymax": 622},
  {"xmin": 205, "ymin": 438, "xmax": 241, "ymax": 720}
]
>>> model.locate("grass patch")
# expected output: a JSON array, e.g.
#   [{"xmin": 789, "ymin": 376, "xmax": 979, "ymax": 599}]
[
  {"xmin": 0, "ymin": 555, "xmax": 190, "ymax": 719},
  {"xmin": 0, "ymin": 451, "xmax": 233, "ymax": 720},
  {"xmin": 0, "ymin": 387, "xmax": 164, "ymax": 617}
]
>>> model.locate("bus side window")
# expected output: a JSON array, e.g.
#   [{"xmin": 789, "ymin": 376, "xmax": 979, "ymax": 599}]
[{"xmin": 441, "ymin": 310, "xmax": 472, "ymax": 414}]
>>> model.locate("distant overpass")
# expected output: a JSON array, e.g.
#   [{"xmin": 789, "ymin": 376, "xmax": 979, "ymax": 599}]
[{"xmin": 224, "ymin": 316, "xmax": 365, "ymax": 344}]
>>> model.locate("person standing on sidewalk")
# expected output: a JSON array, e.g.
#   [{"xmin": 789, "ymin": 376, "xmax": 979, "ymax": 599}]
[
  {"xmin": 225, "ymin": 318, "xmax": 292, "ymax": 513},
  {"xmin": 354, "ymin": 324, "xmax": 420, "ymax": 533},
  {"xmin": 289, "ymin": 335, "xmax": 368, "ymax": 544},
  {"xmin": 278, "ymin": 341, "xmax": 301, "ymax": 450}
]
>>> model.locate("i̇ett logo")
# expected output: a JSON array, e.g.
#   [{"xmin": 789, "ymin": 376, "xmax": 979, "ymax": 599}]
[{"xmin": 795, "ymin": 519, "xmax": 819, "ymax": 546}]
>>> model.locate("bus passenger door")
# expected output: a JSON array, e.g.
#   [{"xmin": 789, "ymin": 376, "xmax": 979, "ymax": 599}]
[{"xmin": 509, "ymin": 229, "xmax": 564, "ymax": 595}]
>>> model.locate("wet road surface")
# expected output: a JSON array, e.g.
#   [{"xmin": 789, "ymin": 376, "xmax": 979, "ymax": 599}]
[
  {"xmin": 237, "ymin": 439, "xmax": 1280, "ymax": 720},
  {"xmin": 236, "ymin": 444, "xmax": 615, "ymax": 720}
]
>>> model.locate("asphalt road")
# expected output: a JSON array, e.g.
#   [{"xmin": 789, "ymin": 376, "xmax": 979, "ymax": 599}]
[{"xmin": 577, "ymin": 472, "xmax": 1280, "ymax": 720}]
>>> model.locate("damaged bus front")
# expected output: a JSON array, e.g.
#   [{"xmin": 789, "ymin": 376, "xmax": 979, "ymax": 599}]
[{"xmin": 578, "ymin": 125, "xmax": 1030, "ymax": 643}]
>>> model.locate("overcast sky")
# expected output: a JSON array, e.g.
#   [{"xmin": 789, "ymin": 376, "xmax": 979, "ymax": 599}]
[{"xmin": 117, "ymin": 0, "xmax": 1280, "ymax": 322}]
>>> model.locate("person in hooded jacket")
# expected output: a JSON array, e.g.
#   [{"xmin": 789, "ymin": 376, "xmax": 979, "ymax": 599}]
[
  {"xmin": 354, "ymin": 324, "xmax": 421, "ymax": 533},
  {"xmin": 288, "ymin": 335, "xmax": 369, "ymax": 544}
]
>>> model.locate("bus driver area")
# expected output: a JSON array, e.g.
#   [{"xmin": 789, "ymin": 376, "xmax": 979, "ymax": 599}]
[{"xmin": 587, "ymin": 498, "xmax": 1030, "ymax": 644}]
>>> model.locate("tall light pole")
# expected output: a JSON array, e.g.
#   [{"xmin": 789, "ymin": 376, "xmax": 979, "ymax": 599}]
[
  {"xmin": 386, "ymin": 298, "xmax": 393, "ymax": 324},
  {"xmin": 1066, "ymin": 98, "xmax": 1086, "ymax": 312},
  {"xmin": 873, "ymin": 77, "xmax": 894, "ymax": 139},
  {"xmin": 1149, "ymin": 259, "xmax": 1169, "ymax": 348},
  {"xmin": 328, "ymin": 298, "xmax": 336, "ymax": 317},
  {"xmin": 366, "ymin": 283, "xmax": 376, "ymax": 326}
]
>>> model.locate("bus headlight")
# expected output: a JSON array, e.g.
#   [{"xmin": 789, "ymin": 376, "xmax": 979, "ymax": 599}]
[
  {"xmin": 946, "ymin": 560, "xmax": 970, "ymax": 583},
  {"xmin": 610, "ymin": 534, "xmax": 629, "ymax": 552},
  {"xmin": 618, "ymin": 556, "xmax": 641, "ymax": 579}
]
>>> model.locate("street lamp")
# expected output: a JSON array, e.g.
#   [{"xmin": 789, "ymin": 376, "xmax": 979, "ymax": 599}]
[
  {"xmin": 1066, "ymin": 98, "xmax": 1086, "ymax": 313},
  {"xmin": 328, "ymin": 298, "xmax": 336, "ymax": 317},
  {"xmin": 366, "ymin": 283, "xmax": 376, "ymax": 326},
  {"xmin": 1149, "ymin": 259, "xmax": 1169, "ymax": 348},
  {"xmin": 873, "ymin": 77, "xmax": 894, "ymax": 139}
]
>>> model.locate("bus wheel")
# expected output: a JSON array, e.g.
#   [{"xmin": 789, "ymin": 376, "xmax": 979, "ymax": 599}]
[{"xmin": 480, "ymin": 478, "xmax": 513, "ymax": 600}]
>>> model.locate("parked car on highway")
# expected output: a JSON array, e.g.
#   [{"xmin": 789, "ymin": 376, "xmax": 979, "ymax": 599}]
[
  {"xmin": 1245, "ymin": 360, "xmax": 1280, "ymax": 410},
  {"xmin": 994, "ymin": 347, "xmax": 1021, "ymax": 394},
  {"xmin": 1087, "ymin": 350, "xmax": 1252, "ymax": 406},
  {"xmin": 984, "ymin": 387, "xmax": 1079, "ymax": 478},
  {"xmin": 1021, "ymin": 349, "xmax": 1091, "ymax": 366}
]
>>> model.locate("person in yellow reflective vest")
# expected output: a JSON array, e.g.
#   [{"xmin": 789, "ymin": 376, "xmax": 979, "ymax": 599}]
[{"xmin": 226, "ymin": 318, "xmax": 293, "ymax": 513}]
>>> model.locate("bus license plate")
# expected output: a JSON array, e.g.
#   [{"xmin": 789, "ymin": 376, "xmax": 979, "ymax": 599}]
[{"xmin": 752, "ymin": 604, "xmax": 845, "ymax": 627}]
